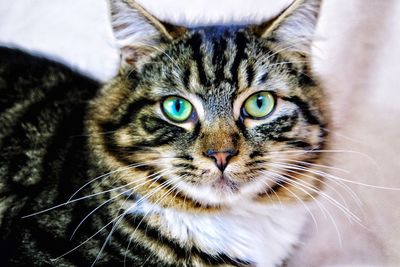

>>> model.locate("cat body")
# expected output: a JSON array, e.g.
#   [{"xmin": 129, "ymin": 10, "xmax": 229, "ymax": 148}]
[
  {"xmin": 0, "ymin": 0, "xmax": 328, "ymax": 266},
  {"xmin": 0, "ymin": 48, "xmax": 304, "ymax": 267}
]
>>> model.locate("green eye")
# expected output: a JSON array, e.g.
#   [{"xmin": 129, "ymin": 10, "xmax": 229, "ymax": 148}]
[
  {"xmin": 162, "ymin": 96, "xmax": 193, "ymax": 122},
  {"xmin": 243, "ymin": 91, "xmax": 275, "ymax": 119}
]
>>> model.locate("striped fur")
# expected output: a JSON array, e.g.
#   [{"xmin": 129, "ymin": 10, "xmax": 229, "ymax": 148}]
[{"xmin": 0, "ymin": 0, "xmax": 329, "ymax": 266}]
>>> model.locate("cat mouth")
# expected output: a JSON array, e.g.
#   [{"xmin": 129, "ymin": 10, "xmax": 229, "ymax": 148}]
[{"xmin": 211, "ymin": 175, "xmax": 240, "ymax": 192}]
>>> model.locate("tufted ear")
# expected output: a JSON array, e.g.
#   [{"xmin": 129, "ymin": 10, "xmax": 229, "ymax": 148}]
[
  {"xmin": 109, "ymin": 0, "xmax": 187, "ymax": 67},
  {"xmin": 252, "ymin": 0, "xmax": 321, "ymax": 54}
]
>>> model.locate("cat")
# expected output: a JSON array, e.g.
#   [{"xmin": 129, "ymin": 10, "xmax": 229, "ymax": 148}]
[{"xmin": 0, "ymin": 0, "xmax": 329, "ymax": 266}]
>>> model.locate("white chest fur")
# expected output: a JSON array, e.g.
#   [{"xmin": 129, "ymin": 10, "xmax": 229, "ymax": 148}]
[{"xmin": 133, "ymin": 200, "xmax": 308, "ymax": 267}]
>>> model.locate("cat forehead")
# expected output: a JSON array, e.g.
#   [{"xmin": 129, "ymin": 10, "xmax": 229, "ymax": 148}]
[{"xmin": 142, "ymin": 26, "xmax": 281, "ymax": 93}]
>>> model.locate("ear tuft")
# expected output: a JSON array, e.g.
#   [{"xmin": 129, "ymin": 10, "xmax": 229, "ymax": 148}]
[
  {"xmin": 253, "ymin": 0, "xmax": 321, "ymax": 53},
  {"xmin": 109, "ymin": 0, "xmax": 186, "ymax": 67}
]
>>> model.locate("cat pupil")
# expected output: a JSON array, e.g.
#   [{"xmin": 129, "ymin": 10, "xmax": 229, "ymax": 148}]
[
  {"xmin": 175, "ymin": 100, "xmax": 181, "ymax": 113},
  {"xmin": 256, "ymin": 96, "xmax": 264, "ymax": 109}
]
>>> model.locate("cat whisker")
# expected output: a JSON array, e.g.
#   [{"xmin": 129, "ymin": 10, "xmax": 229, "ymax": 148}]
[
  {"xmin": 50, "ymin": 211, "xmax": 126, "ymax": 262},
  {"xmin": 266, "ymin": 163, "xmax": 363, "ymax": 225},
  {"xmin": 92, "ymin": 191, "xmax": 139, "ymax": 267},
  {"xmin": 91, "ymin": 208, "xmax": 131, "ymax": 267},
  {"xmin": 265, "ymin": 167, "xmax": 354, "ymax": 226},
  {"xmin": 21, "ymin": 162, "xmax": 166, "ymax": 219},
  {"xmin": 123, "ymin": 236, "xmax": 134, "ymax": 267},
  {"xmin": 266, "ymin": 171, "xmax": 344, "ymax": 246},
  {"xmin": 67, "ymin": 160, "xmax": 162, "ymax": 203},
  {"xmin": 266, "ymin": 164, "xmax": 357, "ymax": 219},
  {"xmin": 267, "ymin": 161, "xmax": 364, "ymax": 210},
  {"xmin": 121, "ymin": 175, "xmax": 186, "ymax": 266},
  {"xmin": 255, "ymin": 174, "xmax": 284, "ymax": 210},
  {"xmin": 114, "ymin": 168, "xmax": 185, "ymax": 217},
  {"xmin": 131, "ymin": 174, "xmax": 185, "ymax": 215},
  {"xmin": 70, "ymin": 168, "xmax": 174, "ymax": 240},
  {"xmin": 135, "ymin": 174, "xmax": 185, "ymax": 218},
  {"xmin": 91, "ymin": 171, "xmax": 185, "ymax": 267},
  {"xmin": 283, "ymin": 159, "xmax": 350, "ymax": 174},
  {"xmin": 268, "ymin": 148, "xmax": 388, "ymax": 183},
  {"xmin": 269, "ymin": 161, "xmax": 400, "ymax": 191},
  {"xmin": 260, "ymin": 171, "xmax": 320, "ymax": 231},
  {"xmin": 138, "ymin": 179, "xmax": 186, "ymax": 267},
  {"xmin": 21, "ymin": 186, "xmax": 128, "ymax": 219},
  {"xmin": 321, "ymin": 127, "xmax": 365, "ymax": 145},
  {"xmin": 267, "ymin": 149, "xmax": 379, "ymax": 165},
  {"xmin": 70, "ymin": 187, "xmax": 131, "ymax": 241}
]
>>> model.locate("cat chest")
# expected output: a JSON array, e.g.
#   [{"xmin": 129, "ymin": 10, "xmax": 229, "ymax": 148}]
[{"xmin": 159, "ymin": 206, "xmax": 307, "ymax": 267}]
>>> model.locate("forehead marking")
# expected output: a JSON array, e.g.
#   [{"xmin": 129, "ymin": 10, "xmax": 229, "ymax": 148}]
[{"xmin": 186, "ymin": 33, "xmax": 208, "ymax": 87}]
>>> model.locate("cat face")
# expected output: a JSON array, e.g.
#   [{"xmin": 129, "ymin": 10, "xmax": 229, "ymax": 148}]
[{"xmin": 87, "ymin": 0, "xmax": 328, "ymax": 211}]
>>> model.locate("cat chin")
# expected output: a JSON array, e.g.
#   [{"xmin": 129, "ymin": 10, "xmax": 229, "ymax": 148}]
[{"xmin": 176, "ymin": 175, "xmax": 274, "ymax": 207}]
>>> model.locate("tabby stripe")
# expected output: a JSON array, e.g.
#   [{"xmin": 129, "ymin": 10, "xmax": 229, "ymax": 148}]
[
  {"xmin": 267, "ymin": 178, "xmax": 289, "ymax": 196},
  {"xmin": 281, "ymin": 96, "xmax": 321, "ymax": 125},
  {"xmin": 147, "ymin": 175, "xmax": 211, "ymax": 210},
  {"xmin": 177, "ymin": 155, "xmax": 194, "ymax": 161},
  {"xmin": 212, "ymin": 37, "xmax": 228, "ymax": 85},
  {"xmin": 255, "ymin": 114, "xmax": 299, "ymax": 139},
  {"xmin": 0, "ymin": 47, "xmax": 98, "ymax": 114},
  {"xmin": 182, "ymin": 67, "xmax": 191, "ymax": 89},
  {"xmin": 259, "ymin": 71, "xmax": 268, "ymax": 84},
  {"xmin": 172, "ymin": 163, "xmax": 197, "ymax": 170},
  {"xmin": 4, "ymin": 105, "xmax": 82, "ymax": 189},
  {"xmin": 109, "ymin": 227, "xmax": 169, "ymax": 266},
  {"xmin": 298, "ymin": 71, "xmax": 317, "ymax": 87},
  {"xmin": 102, "ymin": 97, "xmax": 157, "ymax": 131},
  {"xmin": 187, "ymin": 33, "xmax": 209, "ymax": 86},
  {"xmin": 100, "ymin": 130, "xmax": 163, "ymax": 172},
  {"xmin": 246, "ymin": 63, "xmax": 254, "ymax": 87},
  {"xmin": 12, "ymin": 137, "xmax": 88, "ymax": 265},
  {"xmin": 141, "ymin": 115, "xmax": 172, "ymax": 133},
  {"xmin": 249, "ymin": 151, "xmax": 263, "ymax": 159},
  {"xmin": 0, "ymin": 84, "xmax": 72, "ymax": 147},
  {"xmin": 126, "ymin": 215, "xmax": 250, "ymax": 266},
  {"xmin": 285, "ymin": 140, "xmax": 314, "ymax": 149},
  {"xmin": 230, "ymin": 32, "xmax": 248, "ymax": 86}
]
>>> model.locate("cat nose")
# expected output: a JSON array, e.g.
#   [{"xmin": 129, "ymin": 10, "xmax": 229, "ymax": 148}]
[{"xmin": 205, "ymin": 149, "xmax": 237, "ymax": 172}]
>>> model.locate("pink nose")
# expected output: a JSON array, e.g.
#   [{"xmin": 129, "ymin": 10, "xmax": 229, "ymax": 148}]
[{"xmin": 205, "ymin": 149, "xmax": 236, "ymax": 172}]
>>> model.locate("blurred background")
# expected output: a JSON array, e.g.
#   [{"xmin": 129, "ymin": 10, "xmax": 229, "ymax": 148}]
[{"xmin": 1, "ymin": 0, "xmax": 399, "ymax": 266}]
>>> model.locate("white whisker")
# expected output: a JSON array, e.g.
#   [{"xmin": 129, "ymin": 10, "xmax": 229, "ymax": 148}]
[
  {"xmin": 67, "ymin": 160, "xmax": 161, "ymax": 203},
  {"xmin": 267, "ymin": 171, "xmax": 344, "ymax": 246},
  {"xmin": 91, "ymin": 170, "xmax": 184, "ymax": 266},
  {"xmin": 260, "ymin": 172, "xmax": 319, "ymax": 230},
  {"xmin": 266, "ymin": 163, "xmax": 363, "ymax": 225},
  {"xmin": 70, "ymin": 169, "xmax": 173, "ymax": 240},
  {"xmin": 268, "ymin": 161, "xmax": 364, "ymax": 209},
  {"xmin": 270, "ymin": 161, "xmax": 399, "ymax": 191},
  {"xmin": 267, "ymin": 164, "xmax": 356, "ymax": 219}
]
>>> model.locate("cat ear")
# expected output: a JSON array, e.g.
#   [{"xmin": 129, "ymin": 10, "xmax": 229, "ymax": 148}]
[
  {"xmin": 252, "ymin": 0, "xmax": 321, "ymax": 54},
  {"xmin": 109, "ymin": 0, "xmax": 186, "ymax": 66}
]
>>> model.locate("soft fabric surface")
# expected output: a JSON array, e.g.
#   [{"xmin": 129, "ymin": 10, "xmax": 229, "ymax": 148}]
[{"xmin": 1, "ymin": 0, "xmax": 399, "ymax": 266}]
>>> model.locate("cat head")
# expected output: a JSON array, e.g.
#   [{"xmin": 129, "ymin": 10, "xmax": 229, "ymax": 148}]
[{"xmin": 87, "ymin": 0, "xmax": 329, "ymax": 211}]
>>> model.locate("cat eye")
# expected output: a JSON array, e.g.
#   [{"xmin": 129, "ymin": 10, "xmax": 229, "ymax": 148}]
[
  {"xmin": 161, "ymin": 96, "xmax": 193, "ymax": 122},
  {"xmin": 242, "ymin": 91, "xmax": 275, "ymax": 119}
]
